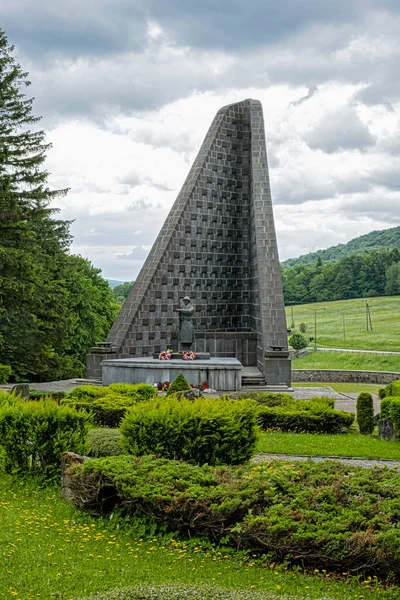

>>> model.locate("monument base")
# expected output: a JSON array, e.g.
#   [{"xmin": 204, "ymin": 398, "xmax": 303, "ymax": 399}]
[{"xmin": 102, "ymin": 357, "xmax": 242, "ymax": 391}]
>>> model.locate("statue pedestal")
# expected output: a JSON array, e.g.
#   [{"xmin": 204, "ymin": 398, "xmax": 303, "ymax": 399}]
[{"xmin": 101, "ymin": 357, "xmax": 242, "ymax": 391}]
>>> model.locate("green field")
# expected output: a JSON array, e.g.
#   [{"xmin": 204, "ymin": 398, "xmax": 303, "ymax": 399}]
[
  {"xmin": 292, "ymin": 350, "xmax": 400, "ymax": 372},
  {"xmin": 256, "ymin": 432, "xmax": 400, "ymax": 460},
  {"xmin": 3, "ymin": 476, "xmax": 398, "ymax": 600},
  {"xmin": 286, "ymin": 296, "xmax": 400, "ymax": 351}
]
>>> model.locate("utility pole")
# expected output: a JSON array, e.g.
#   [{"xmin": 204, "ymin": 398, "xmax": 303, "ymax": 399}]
[
  {"xmin": 363, "ymin": 301, "xmax": 373, "ymax": 332},
  {"xmin": 309, "ymin": 307, "xmax": 326, "ymax": 351}
]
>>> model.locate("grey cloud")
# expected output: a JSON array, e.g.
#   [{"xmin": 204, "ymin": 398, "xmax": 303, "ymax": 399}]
[
  {"xmin": 2, "ymin": 1, "xmax": 398, "ymax": 123},
  {"xmin": 303, "ymin": 107, "xmax": 376, "ymax": 153},
  {"xmin": 119, "ymin": 172, "xmax": 173, "ymax": 191},
  {"xmin": 3, "ymin": 0, "xmax": 396, "ymax": 59},
  {"xmin": 288, "ymin": 85, "xmax": 319, "ymax": 107},
  {"xmin": 117, "ymin": 246, "xmax": 149, "ymax": 260},
  {"xmin": 370, "ymin": 167, "xmax": 400, "ymax": 191},
  {"xmin": 339, "ymin": 194, "xmax": 400, "ymax": 222}
]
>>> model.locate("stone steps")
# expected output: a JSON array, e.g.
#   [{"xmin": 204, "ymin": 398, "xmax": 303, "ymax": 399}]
[{"xmin": 74, "ymin": 378, "xmax": 102, "ymax": 386}]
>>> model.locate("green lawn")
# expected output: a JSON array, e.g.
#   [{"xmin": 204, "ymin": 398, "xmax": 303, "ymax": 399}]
[
  {"xmin": 286, "ymin": 296, "xmax": 400, "ymax": 351},
  {"xmin": 292, "ymin": 350, "xmax": 400, "ymax": 372},
  {"xmin": 1, "ymin": 476, "xmax": 398, "ymax": 599},
  {"xmin": 292, "ymin": 382, "xmax": 382, "ymax": 394},
  {"xmin": 256, "ymin": 432, "xmax": 400, "ymax": 460}
]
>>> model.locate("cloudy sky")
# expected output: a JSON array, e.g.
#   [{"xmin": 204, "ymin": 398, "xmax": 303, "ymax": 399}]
[{"xmin": 2, "ymin": 0, "xmax": 400, "ymax": 281}]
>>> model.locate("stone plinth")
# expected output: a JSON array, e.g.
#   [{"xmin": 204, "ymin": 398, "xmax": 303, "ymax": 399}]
[
  {"xmin": 102, "ymin": 357, "xmax": 242, "ymax": 391},
  {"xmin": 264, "ymin": 351, "xmax": 291, "ymax": 387},
  {"xmin": 87, "ymin": 346, "xmax": 117, "ymax": 379}
]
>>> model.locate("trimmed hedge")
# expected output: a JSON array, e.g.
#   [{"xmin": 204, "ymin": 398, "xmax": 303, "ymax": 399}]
[
  {"xmin": 356, "ymin": 392, "xmax": 374, "ymax": 434},
  {"xmin": 64, "ymin": 385, "xmax": 109, "ymax": 402},
  {"xmin": 0, "ymin": 390, "xmax": 18, "ymax": 405},
  {"xmin": 78, "ymin": 584, "xmax": 283, "ymax": 600},
  {"xmin": 62, "ymin": 384, "xmax": 159, "ymax": 427},
  {"xmin": 380, "ymin": 380, "xmax": 400, "ymax": 399},
  {"xmin": 62, "ymin": 394, "xmax": 138, "ymax": 428},
  {"xmin": 0, "ymin": 364, "xmax": 12, "ymax": 384},
  {"xmin": 257, "ymin": 401, "xmax": 353, "ymax": 433},
  {"xmin": 0, "ymin": 400, "xmax": 90, "ymax": 478},
  {"xmin": 120, "ymin": 396, "xmax": 259, "ymax": 465},
  {"xmin": 68, "ymin": 455, "xmax": 400, "ymax": 580},
  {"xmin": 108, "ymin": 383, "xmax": 157, "ymax": 400},
  {"xmin": 87, "ymin": 428, "xmax": 125, "ymax": 457},
  {"xmin": 166, "ymin": 373, "xmax": 191, "ymax": 396},
  {"xmin": 29, "ymin": 390, "xmax": 66, "ymax": 402}
]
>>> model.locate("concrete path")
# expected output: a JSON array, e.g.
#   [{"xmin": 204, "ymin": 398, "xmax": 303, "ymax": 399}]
[
  {"xmin": 318, "ymin": 346, "xmax": 400, "ymax": 355},
  {"xmin": 252, "ymin": 453, "xmax": 400, "ymax": 469},
  {"xmin": 0, "ymin": 379, "xmax": 85, "ymax": 394}
]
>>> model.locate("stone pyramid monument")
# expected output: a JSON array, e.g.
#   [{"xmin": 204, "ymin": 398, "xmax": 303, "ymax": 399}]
[{"xmin": 88, "ymin": 99, "xmax": 290, "ymax": 384}]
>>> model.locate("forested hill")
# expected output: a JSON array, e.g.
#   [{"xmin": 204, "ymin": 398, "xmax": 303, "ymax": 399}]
[{"xmin": 283, "ymin": 226, "xmax": 400, "ymax": 267}]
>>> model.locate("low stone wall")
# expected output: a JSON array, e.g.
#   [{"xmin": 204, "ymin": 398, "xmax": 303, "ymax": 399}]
[{"xmin": 293, "ymin": 369, "xmax": 400, "ymax": 385}]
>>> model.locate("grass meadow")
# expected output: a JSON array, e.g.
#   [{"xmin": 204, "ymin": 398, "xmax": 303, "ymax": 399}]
[
  {"xmin": 256, "ymin": 432, "xmax": 400, "ymax": 460},
  {"xmin": 292, "ymin": 350, "xmax": 400, "ymax": 372},
  {"xmin": 286, "ymin": 296, "xmax": 400, "ymax": 351},
  {"xmin": 2, "ymin": 475, "xmax": 400, "ymax": 600}
]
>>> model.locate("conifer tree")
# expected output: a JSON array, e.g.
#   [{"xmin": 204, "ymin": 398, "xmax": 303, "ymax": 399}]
[{"xmin": 0, "ymin": 29, "xmax": 121, "ymax": 380}]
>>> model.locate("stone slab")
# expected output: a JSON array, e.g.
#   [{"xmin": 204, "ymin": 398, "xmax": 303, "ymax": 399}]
[{"xmin": 102, "ymin": 357, "xmax": 242, "ymax": 391}]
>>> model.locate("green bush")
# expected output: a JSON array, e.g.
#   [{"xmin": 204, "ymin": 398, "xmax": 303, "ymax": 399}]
[
  {"xmin": 389, "ymin": 398, "xmax": 400, "ymax": 434},
  {"xmin": 356, "ymin": 392, "xmax": 374, "ymax": 434},
  {"xmin": 78, "ymin": 584, "xmax": 278, "ymax": 600},
  {"xmin": 120, "ymin": 396, "xmax": 259, "ymax": 465},
  {"xmin": 0, "ymin": 400, "xmax": 90, "ymax": 479},
  {"xmin": 380, "ymin": 396, "xmax": 396, "ymax": 419},
  {"xmin": 0, "ymin": 364, "xmax": 12, "ymax": 384},
  {"xmin": 379, "ymin": 387, "xmax": 386, "ymax": 399},
  {"xmin": 305, "ymin": 396, "xmax": 335, "ymax": 410},
  {"xmin": 166, "ymin": 373, "xmax": 191, "ymax": 396},
  {"xmin": 68, "ymin": 455, "xmax": 400, "ymax": 580},
  {"xmin": 108, "ymin": 382, "xmax": 158, "ymax": 400},
  {"xmin": 64, "ymin": 385, "xmax": 109, "ymax": 402},
  {"xmin": 29, "ymin": 390, "xmax": 66, "ymax": 402},
  {"xmin": 62, "ymin": 394, "xmax": 138, "ymax": 428},
  {"xmin": 0, "ymin": 390, "xmax": 18, "ymax": 405},
  {"xmin": 87, "ymin": 428, "xmax": 125, "ymax": 457},
  {"xmin": 257, "ymin": 404, "xmax": 354, "ymax": 433},
  {"xmin": 288, "ymin": 332, "xmax": 308, "ymax": 352},
  {"xmin": 382, "ymin": 380, "xmax": 400, "ymax": 398}
]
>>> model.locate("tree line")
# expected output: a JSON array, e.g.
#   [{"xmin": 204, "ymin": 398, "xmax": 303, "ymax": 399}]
[
  {"xmin": 0, "ymin": 30, "xmax": 119, "ymax": 382},
  {"xmin": 282, "ymin": 248, "xmax": 400, "ymax": 305}
]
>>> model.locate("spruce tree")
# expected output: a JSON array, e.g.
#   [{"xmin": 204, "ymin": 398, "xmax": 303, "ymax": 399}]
[{"xmin": 0, "ymin": 29, "xmax": 71, "ymax": 380}]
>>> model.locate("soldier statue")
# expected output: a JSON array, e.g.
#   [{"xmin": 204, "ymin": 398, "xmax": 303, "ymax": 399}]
[{"xmin": 176, "ymin": 296, "xmax": 195, "ymax": 351}]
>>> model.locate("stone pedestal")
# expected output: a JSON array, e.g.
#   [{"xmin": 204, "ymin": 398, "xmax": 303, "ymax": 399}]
[
  {"xmin": 101, "ymin": 357, "xmax": 242, "ymax": 391},
  {"xmin": 86, "ymin": 346, "xmax": 117, "ymax": 379},
  {"xmin": 264, "ymin": 351, "xmax": 291, "ymax": 387}
]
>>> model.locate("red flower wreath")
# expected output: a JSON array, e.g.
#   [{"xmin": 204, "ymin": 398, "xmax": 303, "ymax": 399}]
[
  {"xmin": 159, "ymin": 350, "xmax": 172, "ymax": 360},
  {"xmin": 182, "ymin": 351, "xmax": 196, "ymax": 361}
]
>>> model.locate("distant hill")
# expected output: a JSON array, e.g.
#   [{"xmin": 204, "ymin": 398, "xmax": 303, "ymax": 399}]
[
  {"xmin": 107, "ymin": 279, "xmax": 125, "ymax": 289},
  {"xmin": 283, "ymin": 226, "xmax": 400, "ymax": 267}
]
